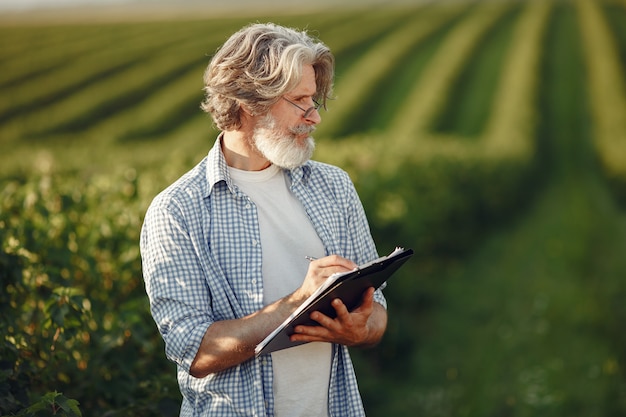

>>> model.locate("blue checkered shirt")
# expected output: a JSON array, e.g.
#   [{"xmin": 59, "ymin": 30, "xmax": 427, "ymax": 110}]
[{"xmin": 140, "ymin": 137, "xmax": 386, "ymax": 416}]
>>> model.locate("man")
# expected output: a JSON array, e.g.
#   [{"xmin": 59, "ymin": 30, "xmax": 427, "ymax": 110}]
[{"xmin": 140, "ymin": 22, "xmax": 387, "ymax": 417}]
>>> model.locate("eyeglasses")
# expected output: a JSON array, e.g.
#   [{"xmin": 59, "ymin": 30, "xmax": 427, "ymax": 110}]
[{"xmin": 282, "ymin": 97, "xmax": 321, "ymax": 118}]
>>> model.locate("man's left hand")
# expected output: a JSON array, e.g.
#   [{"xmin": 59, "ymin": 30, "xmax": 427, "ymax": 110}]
[{"xmin": 290, "ymin": 287, "xmax": 387, "ymax": 347}]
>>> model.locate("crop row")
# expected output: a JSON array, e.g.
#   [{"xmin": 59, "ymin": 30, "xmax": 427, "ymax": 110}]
[
  {"xmin": 0, "ymin": 21, "xmax": 208, "ymax": 111},
  {"xmin": 0, "ymin": 0, "xmax": 623, "ymax": 232},
  {"xmin": 0, "ymin": 7, "xmax": 421, "ymax": 147},
  {"xmin": 0, "ymin": 0, "xmax": 592, "ymax": 253},
  {"xmin": 316, "ymin": 2, "xmax": 470, "ymax": 138},
  {"xmin": 576, "ymin": 0, "xmax": 626, "ymax": 200},
  {"xmin": 109, "ymin": 8, "xmax": 421, "ymax": 143},
  {"xmin": 0, "ymin": 4, "xmax": 498, "ymax": 149},
  {"xmin": 0, "ymin": 21, "xmax": 249, "ymax": 142},
  {"xmin": 316, "ymin": 0, "xmax": 550, "ymax": 255},
  {"xmin": 432, "ymin": 5, "xmax": 520, "ymax": 137}
]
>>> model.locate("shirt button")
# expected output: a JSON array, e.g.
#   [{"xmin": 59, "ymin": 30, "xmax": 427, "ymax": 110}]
[
  {"xmin": 252, "ymin": 239, "xmax": 258, "ymax": 246},
  {"xmin": 251, "ymin": 279, "xmax": 257, "ymax": 284}
]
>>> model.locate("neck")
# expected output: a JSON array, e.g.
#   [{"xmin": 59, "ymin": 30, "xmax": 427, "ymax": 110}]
[{"xmin": 221, "ymin": 130, "xmax": 271, "ymax": 171}]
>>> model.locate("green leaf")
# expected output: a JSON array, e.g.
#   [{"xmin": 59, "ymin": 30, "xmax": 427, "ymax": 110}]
[{"xmin": 55, "ymin": 395, "xmax": 82, "ymax": 417}]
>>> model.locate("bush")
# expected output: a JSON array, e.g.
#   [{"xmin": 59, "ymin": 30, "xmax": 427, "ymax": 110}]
[{"xmin": 0, "ymin": 171, "xmax": 179, "ymax": 416}]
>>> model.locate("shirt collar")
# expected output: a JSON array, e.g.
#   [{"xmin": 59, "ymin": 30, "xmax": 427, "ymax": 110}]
[
  {"xmin": 205, "ymin": 133, "xmax": 232, "ymax": 197},
  {"xmin": 286, "ymin": 161, "xmax": 312, "ymax": 190},
  {"xmin": 205, "ymin": 132, "xmax": 314, "ymax": 196}
]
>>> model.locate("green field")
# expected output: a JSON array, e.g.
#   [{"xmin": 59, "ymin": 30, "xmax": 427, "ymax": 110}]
[{"xmin": 2, "ymin": 0, "xmax": 626, "ymax": 415}]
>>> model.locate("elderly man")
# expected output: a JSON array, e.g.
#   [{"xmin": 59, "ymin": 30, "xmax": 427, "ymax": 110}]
[{"xmin": 140, "ymin": 22, "xmax": 387, "ymax": 417}]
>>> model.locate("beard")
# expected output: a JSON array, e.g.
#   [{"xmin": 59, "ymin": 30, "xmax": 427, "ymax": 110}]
[{"xmin": 251, "ymin": 113, "xmax": 316, "ymax": 170}]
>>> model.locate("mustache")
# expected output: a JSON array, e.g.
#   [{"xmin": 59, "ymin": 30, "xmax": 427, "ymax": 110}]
[{"xmin": 290, "ymin": 124, "xmax": 316, "ymax": 135}]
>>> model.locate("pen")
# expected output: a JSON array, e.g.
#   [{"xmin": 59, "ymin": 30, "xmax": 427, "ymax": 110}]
[{"xmin": 305, "ymin": 256, "xmax": 317, "ymax": 262}]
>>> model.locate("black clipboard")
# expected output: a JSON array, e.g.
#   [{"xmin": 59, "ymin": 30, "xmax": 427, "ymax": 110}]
[{"xmin": 255, "ymin": 247, "xmax": 413, "ymax": 356}]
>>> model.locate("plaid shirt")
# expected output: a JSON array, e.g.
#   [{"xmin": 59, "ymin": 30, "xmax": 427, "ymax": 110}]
[{"xmin": 140, "ymin": 137, "xmax": 386, "ymax": 417}]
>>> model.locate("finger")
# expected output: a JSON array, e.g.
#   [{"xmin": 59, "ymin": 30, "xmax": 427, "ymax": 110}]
[
  {"xmin": 309, "ymin": 309, "xmax": 339, "ymax": 329},
  {"xmin": 306, "ymin": 264, "xmax": 353, "ymax": 280},
  {"xmin": 290, "ymin": 332, "xmax": 329, "ymax": 343},
  {"xmin": 330, "ymin": 298, "xmax": 350, "ymax": 321},
  {"xmin": 313, "ymin": 254, "xmax": 358, "ymax": 271},
  {"xmin": 291, "ymin": 323, "xmax": 332, "ymax": 342}
]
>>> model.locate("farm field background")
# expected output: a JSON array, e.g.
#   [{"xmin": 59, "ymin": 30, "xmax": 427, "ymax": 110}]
[{"xmin": 2, "ymin": 0, "xmax": 626, "ymax": 415}]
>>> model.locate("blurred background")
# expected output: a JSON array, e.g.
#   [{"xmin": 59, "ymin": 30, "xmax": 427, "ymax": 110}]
[{"xmin": 2, "ymin": 0, "xmax": 626, "ymax": 415}]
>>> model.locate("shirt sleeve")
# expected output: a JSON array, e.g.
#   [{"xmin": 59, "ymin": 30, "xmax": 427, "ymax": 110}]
[{"xmin": 140, "ymin": 200, "xmax": 213, "ymax": 373}]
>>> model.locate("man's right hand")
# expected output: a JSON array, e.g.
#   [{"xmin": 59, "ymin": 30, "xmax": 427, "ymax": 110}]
[{"xmin": 294, "ymin": 255, "xmax": 358, "ymax": 301}]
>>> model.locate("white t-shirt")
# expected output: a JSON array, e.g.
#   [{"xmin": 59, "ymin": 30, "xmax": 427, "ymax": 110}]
[{"xmin": 229, "ymin": 164, "xmax": 332, "ymax": 417}]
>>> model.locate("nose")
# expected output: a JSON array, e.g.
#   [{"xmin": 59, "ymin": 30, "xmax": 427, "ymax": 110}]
[{"xmin": 305, "ymin": 108, "xmax": 321, "ymax": 125}]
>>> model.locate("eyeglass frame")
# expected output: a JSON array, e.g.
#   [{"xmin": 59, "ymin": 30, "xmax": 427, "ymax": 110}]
[{"xmin": 282, "ymin": 97, "xmax": 322, "ymax": 118}]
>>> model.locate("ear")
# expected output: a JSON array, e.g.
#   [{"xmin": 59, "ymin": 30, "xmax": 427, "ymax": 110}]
[{"xmin": 238, "ymin": 103, "xmax": 259, "ymax": 132}]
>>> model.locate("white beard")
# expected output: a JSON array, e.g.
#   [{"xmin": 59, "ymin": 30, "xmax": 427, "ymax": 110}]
[{"xmin": 252, "ymin": 114, "xmax": 316, "ymax": 170}]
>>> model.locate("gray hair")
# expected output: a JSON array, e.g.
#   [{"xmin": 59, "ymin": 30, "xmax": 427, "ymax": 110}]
[{"xmin": 201, "ymin": 23, "xmax": 334, "ymax": 131}]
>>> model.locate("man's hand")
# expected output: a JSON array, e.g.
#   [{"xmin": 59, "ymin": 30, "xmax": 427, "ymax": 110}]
[
  {"xmin": 293, "ymin": 255, "xmax": 358, "ymax": 302},
  {"xmin": 290, "ymin": 287, "xmax": 388, "ymax": 348}
]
